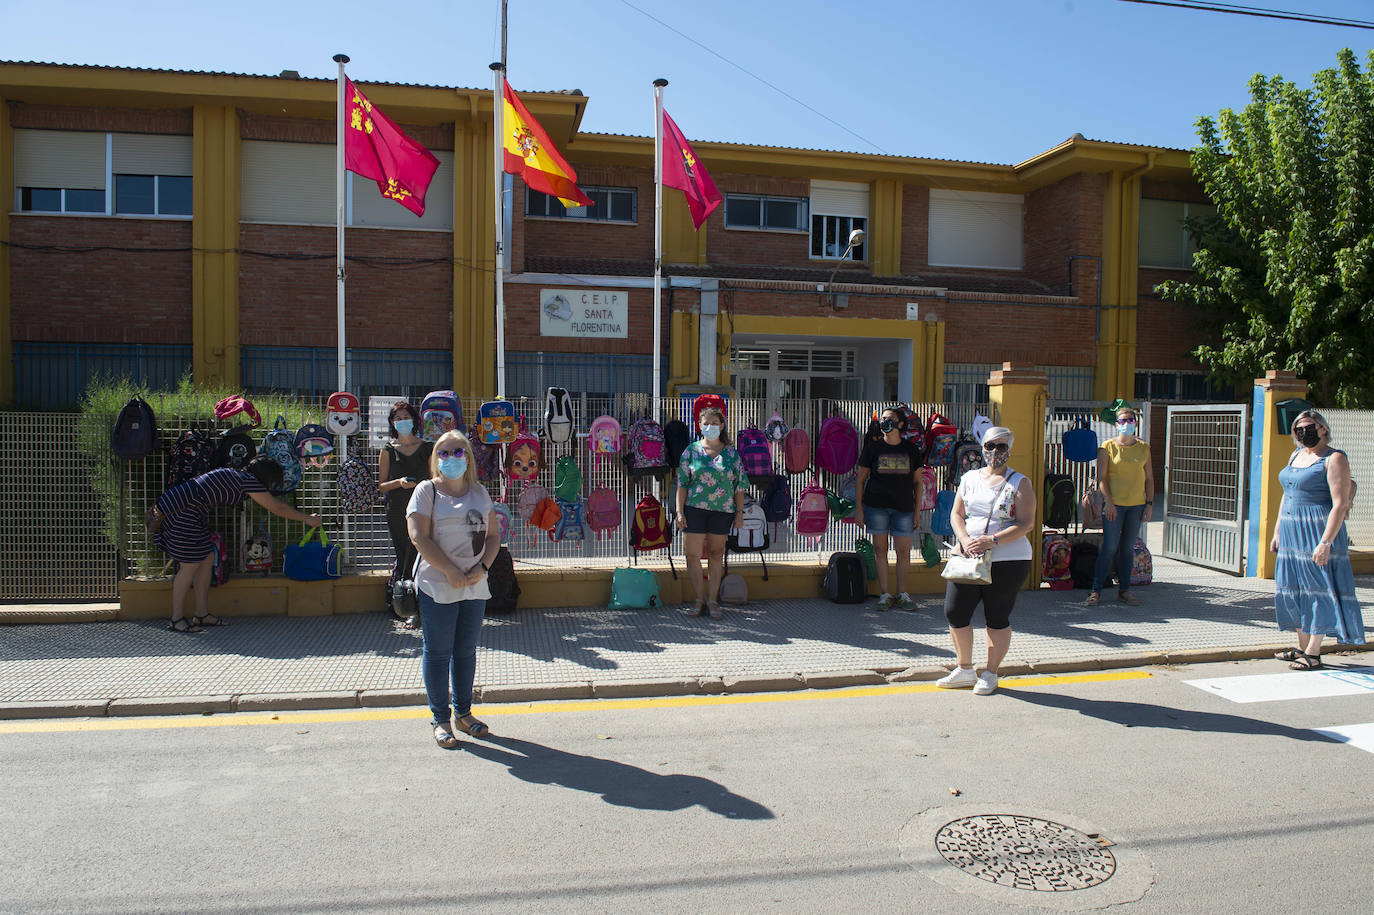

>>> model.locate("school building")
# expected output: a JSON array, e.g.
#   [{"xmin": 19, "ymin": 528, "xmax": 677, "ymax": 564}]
[{"xmin": 0, "ymin": 60, "xmax": 1232, "ymax": 412}]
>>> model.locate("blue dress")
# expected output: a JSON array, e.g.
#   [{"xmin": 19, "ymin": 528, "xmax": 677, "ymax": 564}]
[{"xmin": 1275, "ymin": 449, "xmax": 1364, "ymax": 644}]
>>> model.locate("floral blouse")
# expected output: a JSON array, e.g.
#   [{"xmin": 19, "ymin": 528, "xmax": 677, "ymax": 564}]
[{"xmin": 678, "ymin": 441, "xmax": 749, "ymax": 513}]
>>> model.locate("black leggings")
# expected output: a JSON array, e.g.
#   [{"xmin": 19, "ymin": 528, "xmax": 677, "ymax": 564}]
[{"xmin": 943, "ymin": 560, "xmax": 1031, "ymax": 630}]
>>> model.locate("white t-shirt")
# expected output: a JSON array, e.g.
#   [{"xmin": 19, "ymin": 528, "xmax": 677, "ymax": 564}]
[
  {"xmin": 957, "ymin": 468, "xmax": 1032, "ymax": 562},
  {"xmin": 406, "ymin": 480, "xmax": 494, "ymax": 603}
]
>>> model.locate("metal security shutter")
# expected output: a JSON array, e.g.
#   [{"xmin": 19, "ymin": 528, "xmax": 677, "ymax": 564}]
[
  {"xmin": 14, "ymin": 129, "xmax": 106, "ymax": 189},
  {"xmin": 241, "ymin": 140, "xmax": 334, "ymax": 225},
  {"xmin": 928, "ymin": 188, "xmax": 1023, "ymax": 269},
  {"xmin": 351, "ymin": 150, "xmax": 453, "ymax": 229},
  {"xmin": 112, "ymin": 133, "xmax": 192, "ymax": 176},
  {"xmin": 810, "ymin": 179, "xmax": 869, "ymax": 217}
]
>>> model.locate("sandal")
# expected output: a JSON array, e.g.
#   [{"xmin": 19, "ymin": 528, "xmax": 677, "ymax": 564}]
[
  {"xmin": 1274, "ymin": 648, "xmax": 1305, "ymax": 662},
  {"xmin": 685, "ymin": 601, "xmax": 706, "ymax": 617},
  {"xmin": 404, "ymin": 615, "xmax": 421, "ymax": 631},
  {"xmin": 1083, "ymin": 592, "xmax": 1100, "ymax": 607},
  {"xmin": 192, "ymin": 614, "xmax": 228, "ymax": 627},
  {"xmin": 433, "ymin": 725, "xmax": 460, "ymax": 749},
  {"xmin": 167, "ymin": 618, "xmax": 202, "ymax": 633},
  {"xmin": 455, "ymin": 714, "xmax": 490, "ymax": 738},
  {"xmin": 1289, "ymin": 653, "xmax": 1325, "ymax": 671},
  {"xmin": 708, "ymin": 602, "xmax": 723, "ymax": 620},
  {"xmin": 1118, "ymin": 592, "xmax": 1141, "ymax": 606}
]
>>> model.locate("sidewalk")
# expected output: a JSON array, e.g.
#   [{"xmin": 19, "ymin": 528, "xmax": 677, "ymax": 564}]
[{"xmin": 2, "ymin": 555, "xmax": 1371, "ymax": 719}]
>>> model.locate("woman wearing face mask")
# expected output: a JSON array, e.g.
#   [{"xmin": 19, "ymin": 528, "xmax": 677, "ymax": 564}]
[
  {"xmin": 937, "ymin": 427, "xmax": 1036, "ymax": 696},
  {"xmin": 379, "ymin": 400, "xmax": 433, "ymax": 628},
  {"xmin": 1086, "ymin": 406, "xmax": 1154, "ymax": 607},
  {"xmin": 855, "ymin": 406, "xmax": 923, "ymax": 610},
  {"xmin": 407, "ymin": 429, "xmax": 500, "ymax": 749},
  {"xmin": 674, "ymin": 407, "xmax": 748, "ymax": 620},
  {"xmin": 1270, "ymin": 410, "xmax": 1362, "ymax": 669}
]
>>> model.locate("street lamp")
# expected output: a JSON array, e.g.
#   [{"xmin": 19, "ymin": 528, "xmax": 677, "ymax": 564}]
[{"xmin": 826, "ymin": 227, "xmax": 866, "ymax": 309}]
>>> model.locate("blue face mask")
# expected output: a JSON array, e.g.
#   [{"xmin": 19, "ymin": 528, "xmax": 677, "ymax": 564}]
[
  {"xmin": 701, "ymin": 424, "xmax": 721, "ymax": 441},
  {"xmin": 438, "ymin": 457, "xmax": 467, "ymax": 479},
  {"xmin": 1118, "ymin": 422, "xmax": 1138, "ymax": 438},
  {"xmin": 394, "ymin": 419, "xmax": 414, "ymax": 437}
]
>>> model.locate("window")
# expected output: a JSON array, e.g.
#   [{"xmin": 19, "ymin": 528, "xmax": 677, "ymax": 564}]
[
  {"xmin": 811, "ymin": 214, "xmax": 866, "ymax": 260},
  {"xmin": 810, "ymin": 179, "xmax": 869, "ymax": 261},
  {"xmin": 1135, "ymin": 370, "xmax": 1237, "ymax": 402},
  {"xmin": 19, "ymin": 187, "xmax": 105, "ymax": 213},
  {"xmin": 526, "ymin": 186, "xmax": 635, "ymax": 222},
  {"xmin": 14, "ymin": 129, "xmax": 193, "ymax": 217},
  {"xmin": 1139, "ymin": 199, "xmax": 1217, "ymax": 269},
  {"xmin": 928, "ymin": 189, "xmax": 1024, "ymax": 269},
  {"xmin": 723, "ymin": 194, "xmax": 808, "ymax": 231},
  {"xmin": 115, "ymin": 175, "xmax": 192, "ymax": 216}
]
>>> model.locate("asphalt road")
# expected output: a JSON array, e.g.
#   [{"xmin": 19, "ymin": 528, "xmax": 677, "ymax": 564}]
[{"xmin": 2, "ymin": 659, "xmax": 1371, "ymax": 913}]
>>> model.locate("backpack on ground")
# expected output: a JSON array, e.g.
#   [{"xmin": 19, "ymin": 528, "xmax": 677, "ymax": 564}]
[
  {"xmin": 736, "ymin": 426, "xmax": 774, "ymax": 486},
  {"xmin": 208, "ymin": 530, "xmax": 229, "ymax": 587},
  {"xmin": 242, "ymin": 526, "xmax": 273, "ymax": 574},
  {"xmin": 795, "ymin": 477, "xmax": 830, "ymax": 539},
  {"xmin": 1079, "ymin": 487, "xmax": 1105, "ymax": 529},
  {"xmin": 544, "ymin": 387, "xmax": 575, "ymax": 444},
  {"xmin": 692, "ymin": 393, "xmax": 727, "ymax": 435},
  {"xmin": 1044, "ymin": 473, "xmax": 1077, "ymax": 530},
  {"xmin": 1113, "ymin": 538, "xmax": 1153, "ymax": 587},
  {"xmin": 608, "ymin": 566, "xmax": 661, "ymax": 609},
  {"xmin": 294, "ymin": 423, "xmax": 334, "ymax": 468},
  {"xmin": 783, "ymin": 427, "xmax": 811, "ymax": 475},
  {"xmin": 718, "ymin": 569, "xmax": 748, "ymax": 605},
  {"xmin": 1062, "ymin": 418, "xmax": 1099, "ymax": 463},
  {"xmin": 823, "ymin": 552, "xmax": 866, "ymax": 603},
  {"xmin": 551, "ymin": 498, "xmax": 586, "ymax": 542},
  {"xmin": 166, "ymin": 429, "xmax": 215, "ymax": 488},
  {"xmin": 420, "ymin": 390, "xmax": 462, "ymax": 442},
  {"xmin": 855, "ymin": 537, "xmax": 878, "ymax": 580},
  {"xmin": 469, "ymin": 424, "xmax": 503, "ymax": 482},
  {"xmin": 629, "ymin": 494, "xmax": 676, "ymax": 577},
  {"xmin": 931, "ymin": 489, "xmax": 956, "ymax": 538},
  {"xmin": 261, "ymin": 416, "xmax": 303, "ymax": 494},
  {"xmin": 112, "ymin": 396, "xmax": 159, "ymax": 460},
  {"xmin": 504, "ymin": 431, "xmax": 543, "ymax": 482},
  {"xmin": 485, "ymin": 546, "xmax": 520, "ymax": 614},
  {"xmin": 816, "ymin": 414, "xmax": 860, "ymax": 475},
  {"xmin": 212, "ymin": 425, "xmax": 256, "ymax": 470},
  {"xmin": 663, "ymin": 419, "xmax": 691, "ymax": 470},
  {"xmin": 1042, "ymin": 532, "xmax": 1073, "ymax": 591},
  {"xmin": 952, "ymin": 434, "xmax": 984, "ymax": 483},
  {"xmin": 623, "ymin": 416, "xmax": 669, "ymax": 477},
  {"xmin": 478, "ymin": 399, "xmax": 517, "ymax": 445},
  {"xmin": 1069, "ymin": 541, "xmax": 1099, "ymax": 589},
  {"xmin": 553, "ymin": 454, "xmax": 583, "ymax": 502},
  {"xmin": 924, "ymin": 413, "xmax": 959, "ymax": 467},
  {"xmin": 587, "ymin": 414, "xmax": 622, "ymax": 466},
  {"xmin": 917, "ymin": 466, "xmax": 939, "ymax": 512},
  {"xmin": 337, "ymin": 458, "xmax": 381, "ymax": 513},
  {"xmin": 585, "ymin": 486, "xmax": 621, "ymax": 539}
]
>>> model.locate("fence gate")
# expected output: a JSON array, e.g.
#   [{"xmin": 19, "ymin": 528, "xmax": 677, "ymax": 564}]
[{"xmin": 1163, "ymin": 404, "xmax": 1249, "ymax": 574}]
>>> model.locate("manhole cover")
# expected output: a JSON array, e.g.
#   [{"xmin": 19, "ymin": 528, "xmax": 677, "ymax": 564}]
[{"xmin": 935, "ymin": 814, "xmax": 1116, "ymax": 892}]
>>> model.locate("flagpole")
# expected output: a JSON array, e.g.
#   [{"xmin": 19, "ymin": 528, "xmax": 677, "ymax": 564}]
[
  {"xmin": 333, "ymin": 53, "xmax": 349, "ymax": 467},
  {"xmin": 491, "ymin": 62, "xmax": 506, "ymax": 398},
  {"xmin": 653, "ymin": 79, "xmax": 667, "ymax": 426}
]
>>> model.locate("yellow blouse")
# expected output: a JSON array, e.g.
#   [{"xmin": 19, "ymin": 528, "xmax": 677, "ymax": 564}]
[{"xmin": 1102, "ymin": 439, "xmax": 1150, "ymax": 507}]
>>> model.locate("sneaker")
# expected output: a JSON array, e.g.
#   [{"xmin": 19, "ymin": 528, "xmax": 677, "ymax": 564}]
[
  {"xmin": 973, "ymin": 671, "xmax": 999, "ymax": 695},
  {"xmin": 894, "ymin": 592, "xmax": 915, "ymax": 610},
  {"xmin": 875, "ymin": 593, "xmax": 893, "ymax": 611},
  {"xmin": 936, "ymin": 667, "xmax": 978, "ymax": 689}
]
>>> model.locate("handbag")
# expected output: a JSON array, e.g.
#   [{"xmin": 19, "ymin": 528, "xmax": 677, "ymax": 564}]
[
  {"xmin": 284, "ymin": 527, "xmax": 341, "ymax": 581},
  {"xmin": 940, "ymin": 477, "xmax": 1010, "ymax": 585}
]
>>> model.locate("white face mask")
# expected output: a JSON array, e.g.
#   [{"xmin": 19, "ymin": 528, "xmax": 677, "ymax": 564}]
[{"xmin": 701, "ymin": 424, "xmax": 721, "ymax": 441}]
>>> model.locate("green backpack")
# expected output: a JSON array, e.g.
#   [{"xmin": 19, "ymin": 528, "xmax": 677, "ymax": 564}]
[
  {"xmin": 854, "ymin": 538, "xmax": 878, "ymax": 580},
  {"xmin": 607, "ymin": 567, "xmax": 661, "ymax": 609},
  {"xmin": 553, "ymin": 454, "xmax": 583, "ymax": 502}
]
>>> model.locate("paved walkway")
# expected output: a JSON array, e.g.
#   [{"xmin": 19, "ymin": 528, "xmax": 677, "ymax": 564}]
[{"xmin": 2, "ymin": 555, "xmax": 1371, "ymax": 718}]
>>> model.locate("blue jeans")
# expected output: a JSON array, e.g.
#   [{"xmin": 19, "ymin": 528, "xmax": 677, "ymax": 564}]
[
  {"xmin": 418, "ymin": 591, "xmax": 486, "ymax": 725},
  {"xmin": 1093, "ymin": 503, "xmax": 1145, "ymax": 593}
]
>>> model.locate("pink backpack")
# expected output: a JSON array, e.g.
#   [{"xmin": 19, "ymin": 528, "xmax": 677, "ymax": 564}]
[
  {"xmin": 783, "ymin": 427, "xmax": 811, "ymax": 475},
  {"xmin": 517, "ymin": 484, "xmax": 552, "ymax": 524},
  {"xmin": 795, "ymin": 477, "xmax": 830, "ymax": 539},
  {"xmin": 586, "ymin": 486, "xmax": 621, "ymax": 539},
  {"xmin": 505, "ymin": 432, "xmax": 542, "ymax": 482},
  {"xmin": 816, "ymin": 415, "xmax": 860, "ymax": 475},
  {"xmin": 917, "ymin": 466, "xmax": 938, "ymax": 512},
  {"xmin": 587, "ymin": 415, "xmax": 622, "ymax": 466},
  {"xmin": 736, "ymin": 426, "xmax": 773, "ymax": 484}
]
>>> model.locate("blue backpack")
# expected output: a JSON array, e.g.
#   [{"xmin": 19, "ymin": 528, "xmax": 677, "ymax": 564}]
[
  {"xmin": 111, "ymin": 396, "xmax": 159, "ymax": 460},
  {"xmin": 761, "ymin": 474, "xmax": 792, "ymax": 524},
  {"xmin": 931, "ymin": 490, "xmax": 957, "ymax": 538},
  {"xmin": 552, "ymin": 498, "xmax": 586, "ymax": 542},
  {"xmin": 262, "ymin": 416, "xmax": 303, "ymax": 494}
]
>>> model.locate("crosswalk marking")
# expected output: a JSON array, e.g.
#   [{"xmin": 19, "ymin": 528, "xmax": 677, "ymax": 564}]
[
  {"xmin": 1312, "ymin": 723, "xmax": 1374, "ymax": 753},
  {"xmin": 1184, "ymin": 667, "xmax": 1374, "ymax": 704}
]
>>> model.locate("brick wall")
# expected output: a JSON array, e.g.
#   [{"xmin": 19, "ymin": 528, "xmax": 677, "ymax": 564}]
[
  {"xmin": 902, "ymin": 184, "xmax": 929, "ymax": 268},
  {"xmin": 240, "ymin": 113, "xmax": 453, "ymax": 150},
  {"xmin": 239, "ymin": 225, "xmax": 452, "ymax": 348},
  {"xmin": 1024, "ymin": 173, "xmax": 1104, "ymax": 295},
  {"xmin": 9, "ymin": 216, "xmax": 192, "ymax": 343},
  {"xmin": 937, "ymin": 298, "xmax": 1096, "ymax": 366},
  {"xmin": 503, "ymin": 283, "xmax": 694, "ymax": 355},
  {"xmin": 9, "ymin": 102, "xmax": 192, "ymax": 134},
  {"xmin": 520, "ymin": 164, "xmax": 655, "ymax": 264},
  {"xmin": 1141, "ymin": 177, "xmax": 1207, "ymax": 204},
  {"xmin": 710, "ymin": 173, "xmax": 814, "ymax": 270}
]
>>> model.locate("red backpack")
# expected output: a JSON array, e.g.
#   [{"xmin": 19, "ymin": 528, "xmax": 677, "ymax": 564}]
[
  {"xmin": 586, "ymin": 487, "xmax": 621, "ymax": 539},
  {"xmin": 692, "ymin": 393, "xmax": 727, "ymax": 435},
  {"xmin": 630, "ymin": 494, "xmax": 676, "ymax": 576},
  {"xmin": 924, "ymin": 412, "xmax": 959, "ymax": 467},
  {"xmin": 783, "ymin": 427, "xmax": 811, "ymax": 475},
  {"xmin": 816, "ymin": 414, "xmax": 860, "ymax": 475}
]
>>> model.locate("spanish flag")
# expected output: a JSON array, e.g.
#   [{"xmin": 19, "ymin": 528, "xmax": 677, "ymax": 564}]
[
  {"xmin": 502, "ymin": 80, "xmax": 593, "ymax": 209},
  {"xmin": 343, "ymin": 78, "xmax": 441, "ymax": 217}
]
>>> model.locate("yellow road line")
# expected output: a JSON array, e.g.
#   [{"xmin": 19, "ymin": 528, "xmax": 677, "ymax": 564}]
[{"xmin": 0, "ymin": 670, "xmax": 1151, "ymax": 735}]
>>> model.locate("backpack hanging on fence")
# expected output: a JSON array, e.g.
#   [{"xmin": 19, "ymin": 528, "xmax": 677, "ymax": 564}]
[
  {"xmin": 1063, "ymin": 418, "xmax": 1099, "ymax": 463},
  {"xmin": 816, "ymin": 414, "xmax": 860, "ymax": 475},
  {"xmin": 325, "ymin": 391, "xmax": 361, "ymax": 437},
  {"xmin": 784, "ymin": 427, "xmax": 811, "ymax": 475},
  {"xmin": 492, "ymin": 502, "xmax": 513, "ymax": 545},
  {"xmin": 765, "ymin": 411, "xmax": 789, "ymax": 443},
  {"xmin": 208, "ymin": 531, "xmax": 229, "ymax": 587},
  {"xmin": 242, "ymin": 526, "xmax": 274, "ymax": 574},
  {"xmin": 728, "ymin": 499, "xmax": 769, "ymax": 552},
  {"xmin": 166, "ymin": 429, "xmax": 215, "ymax": 488},
  {"xmin": 529, "ymin": 494, "xmax": 562, "ymax": 533},
  {"xmin": 478, "ymin": 399, "xmax": 517, "ymax": 445},
  {"xmin": 760, "ymin": 474, "xmax": 792, "ymax": 526},
  {"xmin": 420, "ymin": 390, "xmax": 462, "ymax": 442},
  {"xmin": 469, "ymin": 424, "xmax": 503, "ymax": 483},
  {"xmin": 1079, "ymin": 487, "xmax": 1104, "ymax": 529},
  {"xmin": 585, "ymin": 486, "xmax": 621, "ymax": 539},
  {"xmin": 587, "ymin": 414, "xmax": 622, "ymax": 466},
  {"xmin": 795, "ymin": 477, "xmax": 830, "ymax": 540},
  {"xmin": 261, "ymin": 416, "xmax": 303, "ymax": 494},
  {"xmin": 629, "ymin": 494, "xmax": 676, "ymax": 577},
  {"xmin": 931, "ymin": 490, "xmax": 956, "ymax": 538},
  {"xmin": 551, "ymin": 498, "xmax": 586, "ymax": 542},
  {"xmin": 505, "ymin": 431, "xmax": 543, "ymax": 482},
  {"xmin": 1069, "ymin": 541, "xmax": 1098, "ymax": 589},
  {"xmin": 692, "ymin": 393, "xmax": 727, "ymax": 435},
  {"xmin": 663, "ymin": 419, "xmax": 691, "ymax": 470},
  {"xmin": 112, "ymin": 397, "xmax": 159, "ymax": 460},
  {"xmin": 1044, "ymin": 473, "xmax": 1077, "ymax": 530},
  {"xmin": 924, "ymin": 413, "xmax": 959, "ymax": 467},
  {"xmin": 294, "ymin": 423, "xmax": 334, "ymax": 469},
  {"xmin": 827, "ymin": 474, "xmax": 857, "ymax": 523},
  {"xmin": 736, "ymin": 426, "xmax": 774, "ymax": 486},
  {"xmin": 623, "ymin": 416, "xmax": 669, "ymax": 477},
  {"xmin": 213, "ymin": 395, "xmax": 262, "ymax": 428},
  {"xmin": 917, "ymin": 466, "xmax": 939, "ymax": 513},
  {"xmin": 902, "ymin": 410, "xmax": 926, "ymax": 450},
  {"xmin": 553, "ymin": 454, "xmax": 583, "ymax": 502},
  {"xmin": 544, "ymin": 387, "xmax": 575, "ymax": 444},
  {"xmin": 212, "ymin": 425, "xmax": 257, "ymax": 470},
  {"xmin": 823, "ymin": 552, "xmax": 866, "ymax": 604},
  {"xmin": 485, "ymin": 547, "xmax": 520, "ymax": 614},
  {"xmin": 970, "ymin": 412, "xmax": 993, "ymax": 444},
  {"xmin": 517, "ymin": 483, "xmax": 553, "ymax": 524},
  {"xmin": 951, "ymin": 434, "xmax": 985, "ymax": 484},
  {"xmin": 337, "ymin": 458, "xmax": 381, "ymax": 513},
  {"xmin": 1042, "ymin": 532, "xmax": 1073, "ymax": 591},
  {"xmin": 921, "ymin": 532, "xmax": 942, "ymax": 567}
]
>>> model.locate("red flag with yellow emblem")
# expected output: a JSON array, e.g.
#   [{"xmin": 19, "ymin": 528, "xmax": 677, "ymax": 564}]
[
  {"xmin": 343, "ymin": 78, "xmax": 441, "ymax": 217},
  {"xmin": 660, "ymin": 109, "xmax": 721, "ymax": 230},
  {"xmin": 502, "ymin": 80, "xmax": 593, "ymax": 209}
]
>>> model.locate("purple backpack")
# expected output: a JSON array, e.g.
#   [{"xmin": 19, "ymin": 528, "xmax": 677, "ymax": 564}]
[
  {"xmin": 816, "ymin": 415, "xmax": 860, "ymax": 475},
  {"xmin": 736, "ymin": 426, "xmax": 773, "ymax": 485}
]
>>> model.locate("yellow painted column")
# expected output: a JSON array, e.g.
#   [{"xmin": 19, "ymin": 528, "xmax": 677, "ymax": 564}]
[
  {"xmin": 0, "ymin": 95, "xmax": 12, "ymax": 403},
  {"xmin": 988, "ymin": 362, "xmax": 1049, "ymax": 587},
  {"xmin": 666, "ymin": 309, "xmax": 698, "ymax": 395},
  {"xmin": 1253, "ymin": 370, "xmax": 1309, "ymax": 579},
  {"xmin": 1095, "ymin": 170, "xmax": 1141, "ymax": 401},
  {"xmin": 452, "ymin": 119, "xmax": 496, "ymax": 397},
  {"xmin": 662, "ymin": 193, "xmax": 706, "ymax": 266},
  {"xmin": 913, "ymin": 319, "xmax": 945, "ymax": 402},
  {"xmin": 191, "ymin": 105, "xmax": 241, "ymax": 388},
  {"xmin": 869, "ymin": 178, "xmax": 903, "ymax": 278}
]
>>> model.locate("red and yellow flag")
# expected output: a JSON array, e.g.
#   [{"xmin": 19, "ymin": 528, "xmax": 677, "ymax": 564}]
[
  {"xmin": 344, "ymin": 78, "xmax": 441, "ymax": 217},
  {"xmin": 502, "ymin": 80, "xmax": 593, "ymax": 208},
  {"xmin": 660, "ymin": 109, "xmax": 721, "ymax": 230}
]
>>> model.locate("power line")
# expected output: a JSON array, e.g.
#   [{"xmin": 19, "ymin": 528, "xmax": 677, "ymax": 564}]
[{"xmin": 1116, "ymin": 0, "xmax": 1374, "ymax": 29}]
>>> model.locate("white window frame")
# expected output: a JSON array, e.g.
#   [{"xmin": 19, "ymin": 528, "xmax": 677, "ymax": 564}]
[
  {"xmin": 928, "ymin": 188, "xmax": 1024, "ymax": 270},
  {"xmin": 809, "ymin": 179, "xmax": 869, "ymax": 262}
]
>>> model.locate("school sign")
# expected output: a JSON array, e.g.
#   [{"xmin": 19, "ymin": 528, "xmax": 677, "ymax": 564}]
[{"xmin": 539, "ymin": 289, "xmax": 628, "ymax": 339}]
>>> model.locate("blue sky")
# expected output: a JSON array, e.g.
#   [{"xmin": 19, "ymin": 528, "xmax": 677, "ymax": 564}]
[{"xmin": 3, "ymin": 0, "xmax": 1370, "ymax": 163}]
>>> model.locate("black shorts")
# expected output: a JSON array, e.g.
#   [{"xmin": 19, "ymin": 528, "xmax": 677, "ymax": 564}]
[
  {"xmin": 943, "ymin": 560, "xmax": 1032, "ymax": 630},
  {"xmin": 683, "ymin": 505, "xmax": 734, "ymax": 535}
]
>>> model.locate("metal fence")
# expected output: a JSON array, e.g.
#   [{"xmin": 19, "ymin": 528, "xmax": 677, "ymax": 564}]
[
  {"xmin": 1043, "ymin": 401, "xmax": 1153, "ymax": 531},
  {"xmin": 241, "ymin": 347, "xmax": 452, "ymax": 405},
  {"xmin": 1320, "ymin": 409, "xmax": 1374, "ymax": 548},
  {"xmin": 12, "ymin": 342, "xmax": 192, "ymax": 409}
]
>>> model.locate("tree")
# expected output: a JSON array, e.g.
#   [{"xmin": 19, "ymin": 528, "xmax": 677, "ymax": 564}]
[{"xmin": 1158, "ymin": 48, "xmax": 1374, "ymax": 407}]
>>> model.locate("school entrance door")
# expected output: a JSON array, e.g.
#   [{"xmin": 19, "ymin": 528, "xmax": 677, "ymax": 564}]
[{"xmin": 1162, "ymin": 404, "xmax": 1250, "ymax": 574}]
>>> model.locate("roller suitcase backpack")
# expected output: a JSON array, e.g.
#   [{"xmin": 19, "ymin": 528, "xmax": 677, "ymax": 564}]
[{"xmin": 823, "ymin": 552, "xmax": 866, "ymax": 604}]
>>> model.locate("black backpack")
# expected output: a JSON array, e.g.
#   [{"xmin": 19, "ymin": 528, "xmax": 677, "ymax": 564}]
[
  {"xmin": 1069, "ymin": 541, "xmax": 1099, "ymax": 589},
  {"xmin": 823, "ymin": 552, "xmax": 867, "ymax": 604},
  {"xmin": 213, "ymin": 425, "xmax": 257, "ymax": 470},
  {"xmin": 111, "ymin": 397, "xmax": 159, "ymax": 460},
  {"xmin": 166, "ymin": 429, "xmax": 215, "ymax": 487},
  {"xmin": 1044, "ymin": 473, "xmax": 1077, "ymax": 530},
  {"xmin": 486, "ymin": 546, "xmax": 521, "ymax": 614},
  {"xmin": 663, "ymin": 419, "xmax": 691, "ymax": 470},
  {"xmin": 950, "ymin": 434, "xmax": 985, "ymax": 487}
]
